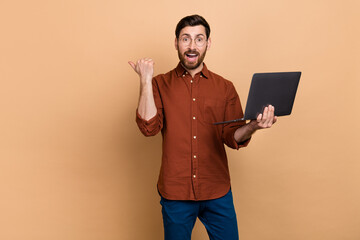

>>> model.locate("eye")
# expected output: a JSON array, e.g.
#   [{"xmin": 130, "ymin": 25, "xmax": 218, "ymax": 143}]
[
  {"xmin": 196, "ymin": 37, "xmax": 204, "ymax": 43},
  {"xmin": 182, "ymin": 37, "xmax": 189, "ymax": 42}
]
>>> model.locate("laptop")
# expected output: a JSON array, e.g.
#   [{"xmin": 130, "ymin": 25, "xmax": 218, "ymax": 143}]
[{"xmin": 214, "ymin": 71, "xmax": 301, "ymax": 125}]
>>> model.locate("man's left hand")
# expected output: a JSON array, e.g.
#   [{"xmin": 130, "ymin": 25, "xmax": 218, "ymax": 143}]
[{"xmin": 249, "ymin": 105, "xmax": 277, "ymax": 130}]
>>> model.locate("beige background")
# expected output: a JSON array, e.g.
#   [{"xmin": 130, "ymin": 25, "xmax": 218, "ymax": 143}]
[{"xmin": 1, "ymin": 0, "xmax": 359, "ymax": 239}]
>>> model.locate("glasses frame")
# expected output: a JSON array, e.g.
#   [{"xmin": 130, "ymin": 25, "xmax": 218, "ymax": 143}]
[{"xmin": 178, "ymin": 34, "xmax": 208, "ymax": 48}]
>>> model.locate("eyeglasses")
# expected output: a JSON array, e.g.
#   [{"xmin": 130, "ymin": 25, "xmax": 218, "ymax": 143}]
[{"xmin": 179, "ymin": 35, "xmax": 207, "ymax": 47}]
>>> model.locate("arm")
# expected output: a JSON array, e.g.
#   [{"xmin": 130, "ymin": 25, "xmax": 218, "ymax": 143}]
[
  {"xmin": 129, "ymin": 58, "xmax": 157, "ymax": 120},
  {"xmin": 222, "ymin": 82, "xmax": 250, "ymax": 149},
  {"xmin": 234, "ymin": 105, "xmax": 277, "ymax": 143},
  {"xmin": 129, "ymin": 58, "xmax": 163, "ymax": 136}
]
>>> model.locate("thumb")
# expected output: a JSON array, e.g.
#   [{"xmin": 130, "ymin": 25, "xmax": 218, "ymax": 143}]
[
  {"xmin": 257, "ymin": 113, "xmax": 262, "ymax": 122},
  {"xmin": 128, "ymin": 61, "xmax": 136, "ymax": 70}
]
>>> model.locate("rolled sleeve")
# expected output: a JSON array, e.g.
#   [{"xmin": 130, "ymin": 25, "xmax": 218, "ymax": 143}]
[
  {"xmin": 136, "ymin": 109, "xmax": 163, "ymax": 136},
  {"xmin": 135, "ymin": 77, "xmax": 164, "ymax": 137},
  {"xmin": 229, "ymin": 132, "xmax": 251, "ymax": 150},
  {"xmin": 222, "ymin": 122, "xmax": 250, "ymax": 149},
  {"xmin": 222, "ymin": 82, "xmax": 251, "ymax": 149}
]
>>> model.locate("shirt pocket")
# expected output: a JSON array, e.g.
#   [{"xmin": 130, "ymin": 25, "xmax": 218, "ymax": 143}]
[{"xmin": 203, "ymin": 98, "xmax": 226, "ymax": 124}]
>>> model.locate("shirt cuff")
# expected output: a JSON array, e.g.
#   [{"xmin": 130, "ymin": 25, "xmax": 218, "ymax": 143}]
[
  {"xmin": 135, "ymin": 109, "xmax": 160, "ymax": 136},
  {"xmin": 233, "ymin": 137, "xmax": 251, "ymax": 150}
]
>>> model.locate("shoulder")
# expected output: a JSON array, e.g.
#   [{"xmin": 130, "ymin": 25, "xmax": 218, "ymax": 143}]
[
  {"xmin": 153, "ymin": 68, "xmax": 176, "ymax": 85},
  {"xmin": 207, "ymin": 69, "xmax": 236, "ymax": 92}
]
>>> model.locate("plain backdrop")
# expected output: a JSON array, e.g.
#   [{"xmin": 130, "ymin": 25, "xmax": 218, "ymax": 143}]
[{"xmin": 1, "ymin": 0, "xmax": 359, "ymax": 239}]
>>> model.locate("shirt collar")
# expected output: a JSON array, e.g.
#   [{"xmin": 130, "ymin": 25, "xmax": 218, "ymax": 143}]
[{"xmin": 175, "ymin": 62, "xmax": 209, "ymax": 79}]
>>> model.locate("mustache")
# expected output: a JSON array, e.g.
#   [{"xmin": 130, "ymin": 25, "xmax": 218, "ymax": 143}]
[{"xmin": 184, "ymin": 50, "xmax": 199, "ymax": 55}]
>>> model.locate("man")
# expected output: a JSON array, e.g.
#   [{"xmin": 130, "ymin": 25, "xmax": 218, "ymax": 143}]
[{"xmin": 129, "ymin": 15, "xmax": 276, "ymax": 240}]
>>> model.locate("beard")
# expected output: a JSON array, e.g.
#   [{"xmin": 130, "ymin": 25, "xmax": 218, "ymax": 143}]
[{"xmin": 177, "ymin": 46, "xmax": 207, "ymax": 70}]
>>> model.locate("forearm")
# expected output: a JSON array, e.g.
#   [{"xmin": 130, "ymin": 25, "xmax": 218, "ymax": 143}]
[
  {"xmin": 137, "ymin": 81, "xmax": 157, "ymax": 121},
  {"xmin": 234, "ymin": 123, "xmax": 257, "ymax": 143},
  {"xmin": 234, "ymin": 106, "xmax": 277, "ymax": 143}
]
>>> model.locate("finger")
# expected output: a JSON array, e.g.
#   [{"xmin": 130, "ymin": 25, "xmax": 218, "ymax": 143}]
[
  {"xmin": 128, "ymin": 61, "xmax": 136, "ymax": 70},
  {"xmin": 137, "ymin": 60, "xmax": 142, "ymax": 70},
  {"xmin": 262, "ymin": 106, "xmax": 269, "ymax": 125},
  {"xmin": 265, "ymin": 106, "xmax": 274, "ymax": 127},
  {"xmin": 270, "ymin": 106, "xmax": 276, "ymax": 126},
  {"xmin": 266, "ymin": 105, "xmax": 275, "ymax": 127},
  {"xmin": 257, "ymin": 113, "xmax": 262, "ymax": 123},
  {"xmin": 273, "ymin": 116, "xmax": 277, "ymax": 124},
  {"xmin": 146, "ymin": 59, "xmax": 155, "ymax": 66}
]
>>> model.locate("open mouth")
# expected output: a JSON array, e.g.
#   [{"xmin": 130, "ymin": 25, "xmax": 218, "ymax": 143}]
[{"xmin": 185, "ymin": 53, "xmax": 198, "ymax": 62}]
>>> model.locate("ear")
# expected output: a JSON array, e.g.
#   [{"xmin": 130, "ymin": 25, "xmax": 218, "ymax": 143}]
[
  {"xmin": 174, "ymin": 37, "xmax": 178, "ymax": 50},
  {"xmin": 207, "ymin": 37, "xmax": 212, "ymax": 50}
]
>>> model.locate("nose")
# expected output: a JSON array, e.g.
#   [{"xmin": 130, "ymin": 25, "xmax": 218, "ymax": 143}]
[{"xmin": 189, "ymin": 39, "xmax": 196, "ymax": 49}]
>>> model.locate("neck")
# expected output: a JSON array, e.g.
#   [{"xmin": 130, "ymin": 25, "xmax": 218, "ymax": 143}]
[{"xmin": 181, "ymin": 62, "xmax": 204, "ymax": 78}]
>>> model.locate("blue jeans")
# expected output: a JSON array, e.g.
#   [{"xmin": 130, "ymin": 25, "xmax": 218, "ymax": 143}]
[{"xmin": 160, "ymin": 189, "xmax": 239, "ymax": 240}]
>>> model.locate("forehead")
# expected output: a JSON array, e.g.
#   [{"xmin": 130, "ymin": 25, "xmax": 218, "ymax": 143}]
[{"xmin": 179, "ymin": 25, "xmax": 206, "ymax": 37}]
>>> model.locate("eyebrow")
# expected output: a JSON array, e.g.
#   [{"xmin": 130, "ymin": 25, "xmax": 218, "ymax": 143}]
[{"xmin": 180, "ymin": 33, "xmax": 205, "ymax": 38}]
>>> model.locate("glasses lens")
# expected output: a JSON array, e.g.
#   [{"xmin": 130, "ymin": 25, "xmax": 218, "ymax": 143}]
[{"xmin": 195, "ymin": 37, "xmax": 205, "ymax": 47}]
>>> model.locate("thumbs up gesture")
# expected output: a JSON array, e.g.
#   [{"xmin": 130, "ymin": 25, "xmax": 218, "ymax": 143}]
[{"xmin": 128, "ymin": 58, "xmax": 155, "ymax": 85}]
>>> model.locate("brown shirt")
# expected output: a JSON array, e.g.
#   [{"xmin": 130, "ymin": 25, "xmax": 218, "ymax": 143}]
[{"xmin": 136, "ymin": 63, "xmax": 250, "ymax": 201}]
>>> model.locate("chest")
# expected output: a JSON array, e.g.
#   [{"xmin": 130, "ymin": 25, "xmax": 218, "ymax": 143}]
[{"xmin": 159, "ymin": 77, "xmax": 227, "ymax": 123}]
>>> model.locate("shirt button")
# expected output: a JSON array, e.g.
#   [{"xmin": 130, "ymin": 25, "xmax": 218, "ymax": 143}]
[
  {"xmin": 190, "ymin": 80, "xmax": 193, "ymax": 83},
  {"xmin": 193, "ymin": 136, "xmax": 196, "ymax": 139},
  {"xmin": 182, "ymin": 74, "xmax": 185, "ymax": 77},
  {"xmin": 194, "ymin": 155, "xmax": 196, "ymax": 159},
  {"xmin": 193, "ymin": 116, "xmax": 196, "ymax": 120},
  {"xmin": 193, "ymin": 98, "xmax": 196, "ymax": 101},
  {"xmin": 193, "ymin": 175, "xmax": 196, "ymax": 178},
  {"xmin": 200, "ymin": 75, "xmax": 203, "ymax": 77}
]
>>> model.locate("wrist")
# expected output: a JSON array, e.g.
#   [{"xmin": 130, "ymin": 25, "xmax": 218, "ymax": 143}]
[
  {"xmin": 247, "ymin": 121, "xmax": 259, "ymax": 132},
  {"xmin": 140, "ymin": 75, "xmax": 152, "ymax": 84},
  {"xmin": 140, "ymin": 79, "xmax": 152, "ymax": 89}
]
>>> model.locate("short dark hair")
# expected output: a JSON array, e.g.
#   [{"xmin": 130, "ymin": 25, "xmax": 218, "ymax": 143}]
[{"xmin": 175, "ymin": 15, "xmax": 211, "ymax": 39}]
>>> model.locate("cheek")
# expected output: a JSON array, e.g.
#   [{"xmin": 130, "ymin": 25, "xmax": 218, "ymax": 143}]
[
  {"xmin": 198, "ymin": 48, "xmax": 207, "ymax": 55},
  {"xmin": 178, "ymin": 47, "xmax": 186, "ymax": 55}
]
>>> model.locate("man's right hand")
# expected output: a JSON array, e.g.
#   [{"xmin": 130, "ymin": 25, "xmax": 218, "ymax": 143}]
[{"xmin": 128, "ymin": 58, "xmax": 154, "ymax": 85}]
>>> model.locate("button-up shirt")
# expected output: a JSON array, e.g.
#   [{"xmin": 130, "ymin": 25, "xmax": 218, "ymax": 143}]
[{"xmin": 136, "ymin": 63, "xmax": 250, "ymax": 200}]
